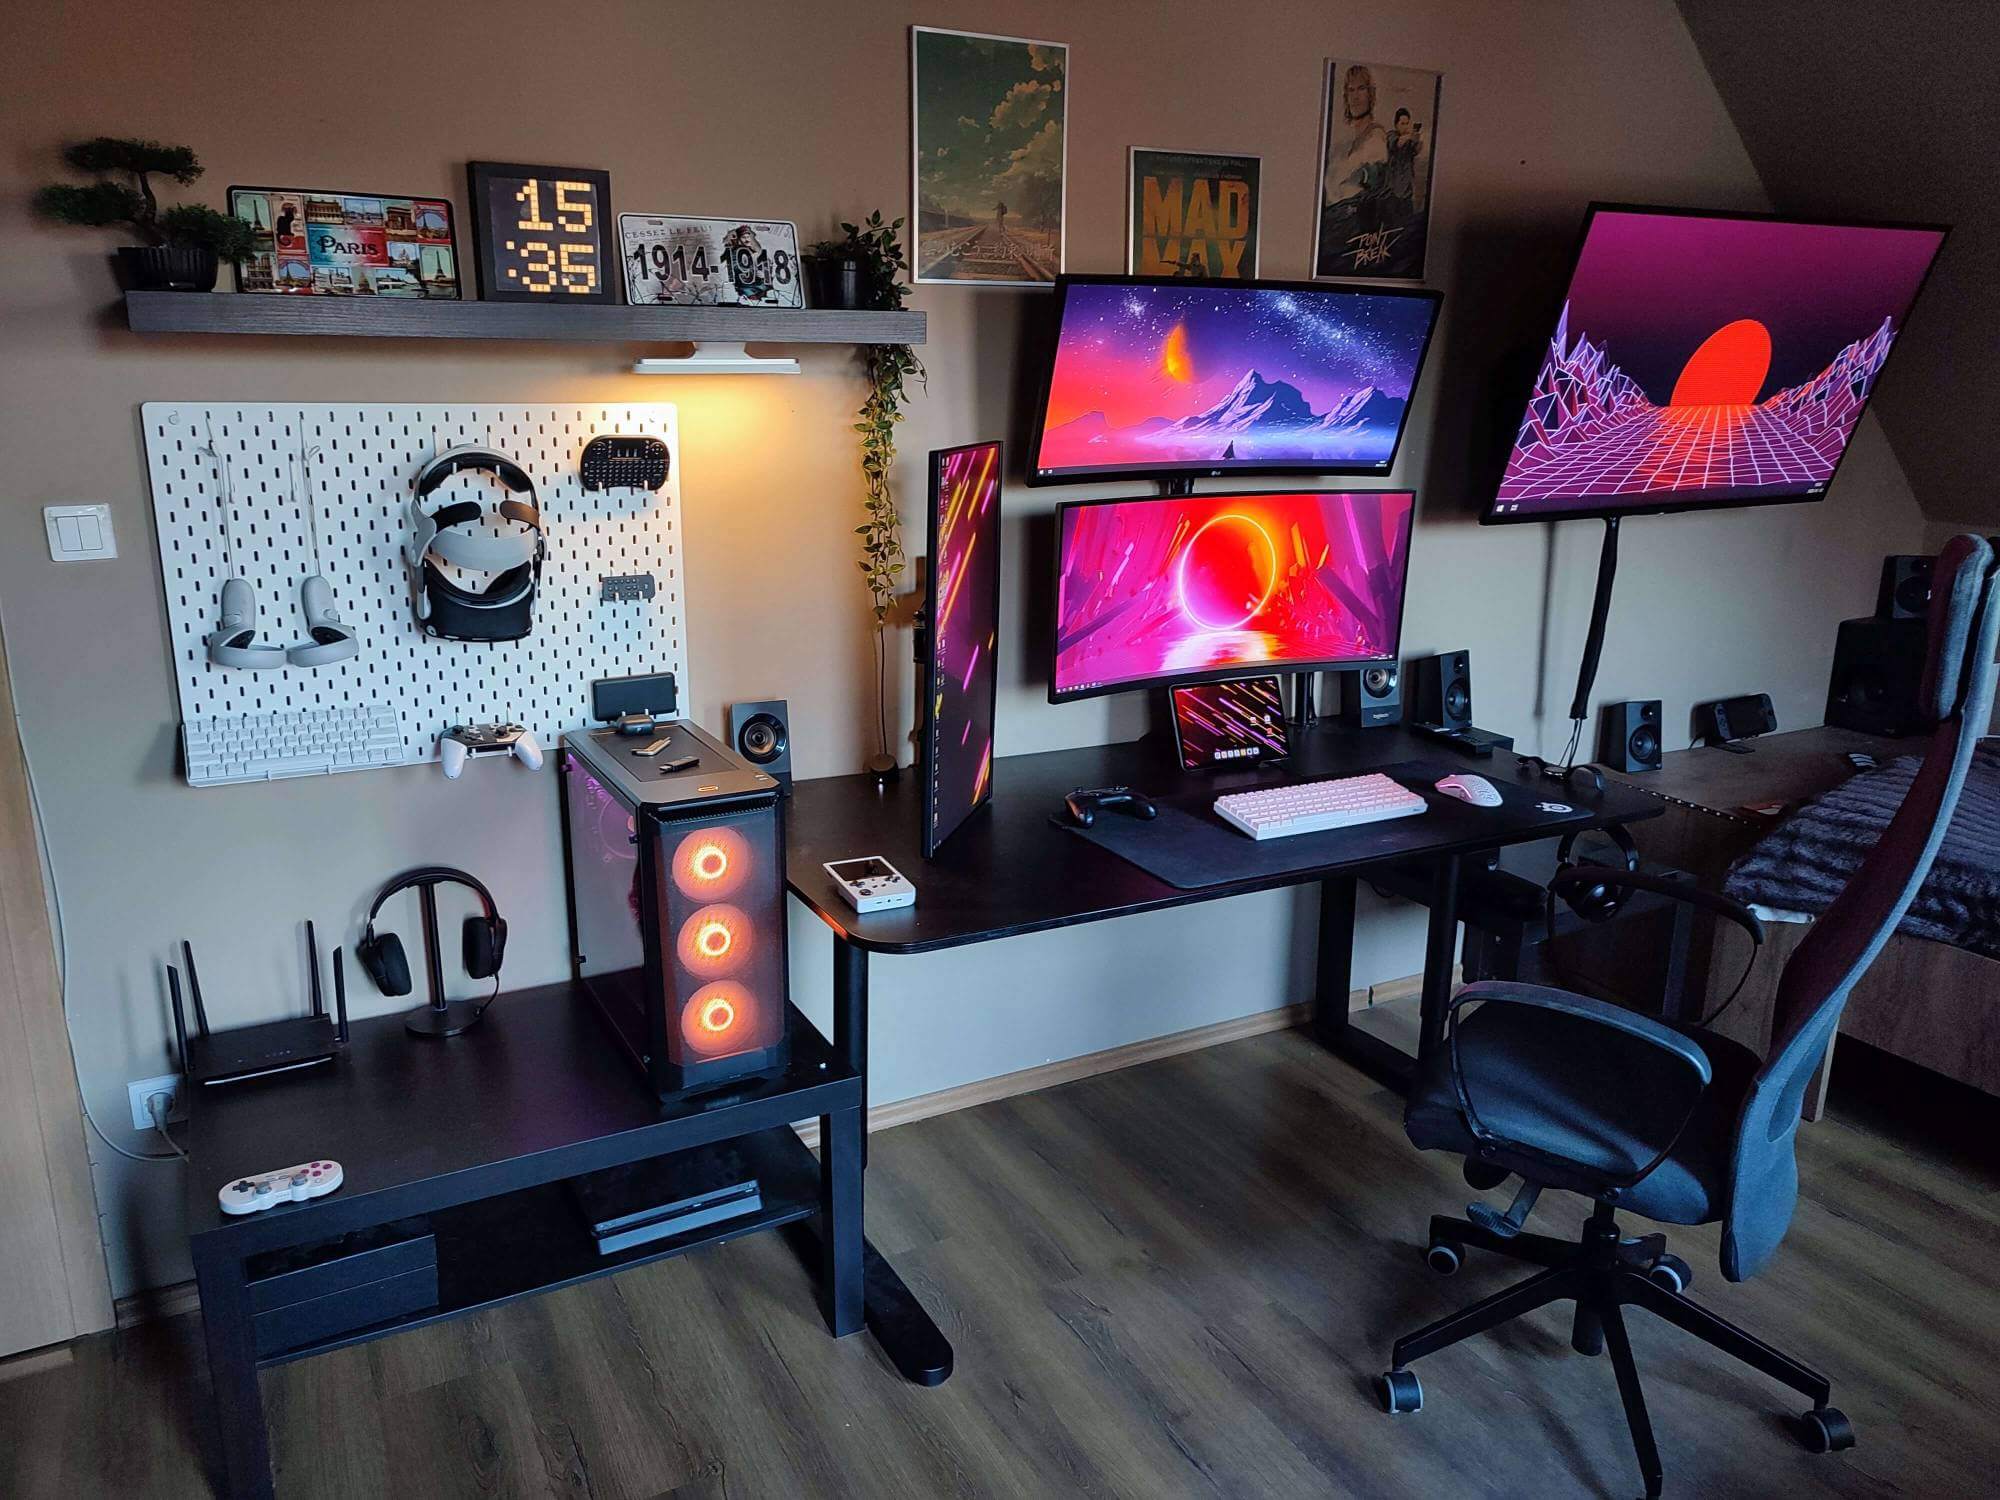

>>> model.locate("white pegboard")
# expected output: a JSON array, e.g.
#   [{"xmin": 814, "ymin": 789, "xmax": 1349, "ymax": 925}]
[{"xmin": 142, "ymin": 402, "xmax": 686, "ymax": 763}]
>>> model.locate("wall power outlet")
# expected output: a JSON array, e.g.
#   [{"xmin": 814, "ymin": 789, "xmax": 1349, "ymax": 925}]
[{"xmin": 127, "ymin": 1073, "xmax": 186, "ymax": 1131}]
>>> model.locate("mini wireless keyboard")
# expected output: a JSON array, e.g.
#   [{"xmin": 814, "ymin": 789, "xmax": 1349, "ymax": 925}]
[
  {"xmin": 183, "ymin": 705, "xmax": 415, "ymax": 786},
  {"xmin": 1214, "ymin": 773, "xmax": 1428, "ymax": 841}
]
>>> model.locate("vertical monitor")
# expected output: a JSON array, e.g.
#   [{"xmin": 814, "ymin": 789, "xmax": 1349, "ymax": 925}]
[
  {"xmin": 1028, "ymin": 275, "xmax": 1441, "ymax": 485},
  {"xmin": 1052, "ymin": 489, "xmax": 1414, "ymax": 702},
  {"xmin": 1485, "ymin": 205, "xmax": 1946, "ymax": 523},
  {"xmin": 921, "ymin": 441, "xmax": 1003, "ymax": 857}
]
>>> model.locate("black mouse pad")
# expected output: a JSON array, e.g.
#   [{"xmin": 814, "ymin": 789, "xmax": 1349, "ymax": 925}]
[{"xmin": 1064, "ymin": 759, "xmax": 1510, "ymax": 890}]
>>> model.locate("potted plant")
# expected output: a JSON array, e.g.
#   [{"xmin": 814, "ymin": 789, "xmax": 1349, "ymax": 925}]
[
  {"xmin": 805, "ymin": 225, "xmax": 870, "ymax": 310},
  {"xmin": 825, "ymin": 213, "xmax": 925, "ymax": 781},
  {"xmin": 36, "ymin": 137, "xmax": 254, "ymax": 291}
]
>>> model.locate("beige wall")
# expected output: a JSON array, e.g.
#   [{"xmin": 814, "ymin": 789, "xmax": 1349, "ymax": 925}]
[{"xmin": 0, "ymin": 0, "xmax": 1927, "ymax": 1295}]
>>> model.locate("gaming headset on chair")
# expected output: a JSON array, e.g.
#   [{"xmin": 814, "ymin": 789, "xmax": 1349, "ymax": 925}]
[
  {"xmin": 356, "ymin": 867, "xmax": 509, "ymax": 998},
  {"xmin": 1552, "ymin": 822, "xmax": 1641, "ymax": 924}
]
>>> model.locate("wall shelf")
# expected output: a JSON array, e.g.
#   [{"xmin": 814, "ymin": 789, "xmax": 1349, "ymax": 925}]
[{"xmin": 123, "ymin": 291, "xmax": 925, "ymax": 347}]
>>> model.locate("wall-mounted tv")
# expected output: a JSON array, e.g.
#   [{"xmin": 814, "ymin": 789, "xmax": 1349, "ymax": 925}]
[
  {"xmin": 1484, "ymin": 205, "xmax": 1947, "ymax": 524},
  {"xmin": 921, "ymin": 441, "xmax": 1003, "ymax": 857},
  {"xmin": 1027, "ymin": 275, "xmax": 1442, "ymax": 486},
  {"xmin": 1050, "ymin": 489, "xmax": 1415, "ymax": 702}
]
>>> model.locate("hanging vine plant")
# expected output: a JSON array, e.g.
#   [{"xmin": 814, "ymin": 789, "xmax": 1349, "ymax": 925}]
[{"xmin": 813, "ymin": 212, "xmax": 925, "ymax": 770}]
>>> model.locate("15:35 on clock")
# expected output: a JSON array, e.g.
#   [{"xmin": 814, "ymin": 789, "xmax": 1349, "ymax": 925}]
[{"xmin": 467, "ymin": 161, "xmax": 616, "ymax": 304}]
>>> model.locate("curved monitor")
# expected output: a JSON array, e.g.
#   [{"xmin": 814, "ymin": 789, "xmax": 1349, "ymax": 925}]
[
  {"xmin": 1051, "ymin": 489, "xmax": 1414, "ymax": 702},
  {"xmin": 1484, "ymin": 205, "xmax": 1947, "ymax": 524},
  {"xmin": 1028, "ymin": 275, "xmax": 1442, "ymax": 486}
]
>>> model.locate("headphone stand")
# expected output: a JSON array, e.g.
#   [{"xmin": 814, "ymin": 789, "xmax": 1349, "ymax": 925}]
[{"xmin": 404, "ymin": 880, "xmax": 486, "ymax": 1038}]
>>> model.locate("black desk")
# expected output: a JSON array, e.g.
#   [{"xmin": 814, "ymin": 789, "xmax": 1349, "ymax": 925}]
[
  {"xmin": 783, "ymin": 723, "xmax": 1661, "ymax": 1388},
  {"xmin": 187, "ymin": 985, "xmax": 862, "ymax": 1500}
]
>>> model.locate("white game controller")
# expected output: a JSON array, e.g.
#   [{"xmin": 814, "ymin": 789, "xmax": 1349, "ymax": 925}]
[
  {"xmin": 218, "ymin": 1160, "xmax": 344, "ymax": 1215},
  {"xmin": 439, "ymin": 722, "xmax": 544, "ymax": 779}
]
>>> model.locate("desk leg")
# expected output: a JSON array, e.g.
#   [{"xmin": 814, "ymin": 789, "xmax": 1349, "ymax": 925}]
[
  {"xmin": 789, "ymin": 937, "xmax": 954, "ymax": 1385},
  {"xmin": 191, "ymin": 1238, "xmax": 271, "ymax": 1500},
  {"xmin": 816, "ymin": 1103, "xmax": 864, "ymax": 1336},
  {"xmin": 1416, "ymin": 854, "xmax": 1463, "ymax": 1069},
  {"xmin": 1314, "ymin": 875, "xmax": 1417, "ymax": 1091}
]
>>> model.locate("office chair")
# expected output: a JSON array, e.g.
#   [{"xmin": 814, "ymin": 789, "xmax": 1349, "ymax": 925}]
[{"xmin": 1376, "ymin": 534, "xmax": 2000, "ymax": 1500}]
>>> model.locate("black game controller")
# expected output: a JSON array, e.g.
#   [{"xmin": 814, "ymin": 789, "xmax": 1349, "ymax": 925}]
[{"xmin": 1063, "ymin": 785, "xmax": 1159, "ymax": 828}]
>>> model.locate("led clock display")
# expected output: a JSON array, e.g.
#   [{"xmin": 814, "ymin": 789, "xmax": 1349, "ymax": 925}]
[{"xmin": 467, "ymin": 162, "xmax": 615, "ymax": 303}]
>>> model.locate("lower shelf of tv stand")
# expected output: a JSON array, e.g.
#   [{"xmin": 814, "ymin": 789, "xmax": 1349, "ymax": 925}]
[{"xmin": 257, "ymin": 1124, "xmax": 821, "ymax": 1367}]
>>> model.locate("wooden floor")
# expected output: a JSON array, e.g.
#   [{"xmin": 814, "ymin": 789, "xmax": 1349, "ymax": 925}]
[{"xmin": 5, "ymin": 1026, "xmax": 1998, "ymax": 1498}]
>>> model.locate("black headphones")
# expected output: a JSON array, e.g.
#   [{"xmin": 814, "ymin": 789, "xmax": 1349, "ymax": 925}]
[
  {"xmin": 356, "ymin": 867, "xmax": 509, "ymax": 996},
  {"xmin": 1552, "ymin": 823, "xmax": 1640, "ymax": 924}
]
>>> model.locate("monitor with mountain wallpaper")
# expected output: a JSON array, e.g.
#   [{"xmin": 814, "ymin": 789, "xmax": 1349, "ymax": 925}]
[
  {"xmin": 1028, "ymin": 275, "xmax": 1442, "ymax": 485},
  {"xmin": 1485, "ymin": 205, "xmax": 1946, "ymax": 523}
]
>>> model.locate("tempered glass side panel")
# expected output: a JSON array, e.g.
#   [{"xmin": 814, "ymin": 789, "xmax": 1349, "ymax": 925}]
[{"xmin": 563, "ymin": 757, "xmax": 649, "ymax": 1057}]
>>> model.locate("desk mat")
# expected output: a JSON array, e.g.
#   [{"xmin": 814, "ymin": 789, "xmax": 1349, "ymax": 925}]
[{"xmin": 1066, "ymin": 759, "xmax": 1506, "ymax": 890}]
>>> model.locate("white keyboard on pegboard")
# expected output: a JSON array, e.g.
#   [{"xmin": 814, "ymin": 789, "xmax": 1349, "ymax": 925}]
[{"xmin": 182, "ymin": 705, "xmax": 415, "ymax": 786}]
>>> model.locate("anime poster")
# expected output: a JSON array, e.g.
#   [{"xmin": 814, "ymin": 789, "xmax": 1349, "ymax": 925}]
[
  {"xmin": 1128, "ymin": 149, "xmax": 1261, "ymax": 279},
  {"xmin": 1313, "ymin": 60, "xmax": 1440, "ymax": 280},
  {"xmin": 912, "ymin": 26, "xmax": 1066, "ymax": 285}
]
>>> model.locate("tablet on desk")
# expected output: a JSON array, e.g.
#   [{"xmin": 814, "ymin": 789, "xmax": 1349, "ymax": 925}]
[{"xmin": 1169, "ymin": 676, "xmax": 1290, "ymax": 771}]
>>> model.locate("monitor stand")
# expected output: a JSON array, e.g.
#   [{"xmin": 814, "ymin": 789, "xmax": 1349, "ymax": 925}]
[{"xmin": 1160, "ymin": 477, "xmax": 1196, "ymax": 497}]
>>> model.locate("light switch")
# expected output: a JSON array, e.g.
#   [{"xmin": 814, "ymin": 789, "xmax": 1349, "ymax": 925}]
[{"xmin": 44, "ymin": 504, "xmax": 116, "ymax": 562}]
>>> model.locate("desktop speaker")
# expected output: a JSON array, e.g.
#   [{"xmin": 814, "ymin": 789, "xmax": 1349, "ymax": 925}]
[
  {"xmin": 1876, "ymin": 554, "xmax": 1935, "ymax": 620},
  {"xmin": 1597, "ymin": 700, "xmax": 1662, "ymax": 773},
  {"xmin": 1412, "ymin": 651, "xmax": 1471, "ymax": 730},
  {"xmin": 1826, "ymin": 616, "xmax": 1929, "ymax": 737},
  {"xmin": 727, "ymin": 700, "xmax": 792, "ymax": 791},
  {"xmin": 1339, "ymin": 663, "xmax": 1402, "ymax": 729}
]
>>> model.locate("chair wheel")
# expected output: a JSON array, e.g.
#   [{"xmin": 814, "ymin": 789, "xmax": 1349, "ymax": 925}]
[
  {"xmin": 1424, "ymin": 1241, "xmax": 1463, "ymax": 1276},
  {"xmin": 1570, "ymin": 1304, "xmax": 1604, "ymax": 1357},
  {"xmin": 1377, "ymin": 1369, "xmax": 1423, "ymax": 1414},
  {"xmin": 1647, "ymin": 1254, "xmax": 1693, "ymax": 1294},
  {"xmin": 1798, "ymin": 1406, "xmax": 1855, "ymax": 1453}
]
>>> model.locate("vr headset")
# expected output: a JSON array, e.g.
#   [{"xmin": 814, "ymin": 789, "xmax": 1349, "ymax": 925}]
[{"xmin": 405, "ymin": 445, "xmax": 546, "ymax": 642}]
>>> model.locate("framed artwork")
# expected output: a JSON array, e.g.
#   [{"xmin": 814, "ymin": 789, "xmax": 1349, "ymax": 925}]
[
  {"xmin": 1313, "ymin": 60, "xmax": 1442, "ymax": 281},
  {"xmin": 911, "ymin": 26, "xmax": 1066, "ymax": 286},
  {"xmin": 229, "ymin": 187, "xmax": 458, "ymax": 297},
  {"xmin": 1127, "ymin": 148, "xmax": 1261, "ymax": 279},
  {"xmin": 466, "ymin": 162, "xmax": 615, "ymax": 303}
]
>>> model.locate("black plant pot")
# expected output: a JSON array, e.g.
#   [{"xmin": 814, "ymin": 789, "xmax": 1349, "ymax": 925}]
[
  {"xmin": 804, "ymin": 256, "xmax": 867, "ymax": 310},
  {"xmin": 117, "ymin": 245, "xmax": 220, "ymax": 292}
]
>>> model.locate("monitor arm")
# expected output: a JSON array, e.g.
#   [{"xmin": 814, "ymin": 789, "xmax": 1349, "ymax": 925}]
[{"xmin": 1567, "ymin": 515, "xmax": 1622, "ymax": 732}]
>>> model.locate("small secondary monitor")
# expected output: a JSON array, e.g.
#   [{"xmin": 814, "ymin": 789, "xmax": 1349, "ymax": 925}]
[
  {"xmin": 921, "ymin": 440, "xmax": 1003, "ymax": 857},
  {"xmin": 1051, "ymin": 489, "xmax": 1415, "ymax": 702},
  {"xmin": 1028, "ymin": 274, "xmax": 1442, "ymax": 485},
  {"xmin": 1485, "ymin": 204, "xmax": 1947, "ymax": 524}
]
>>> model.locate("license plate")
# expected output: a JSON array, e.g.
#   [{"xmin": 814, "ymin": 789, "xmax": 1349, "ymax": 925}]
[{"xmin": 619, "ymin": 215, "xmax": 805, "ymax": 308}]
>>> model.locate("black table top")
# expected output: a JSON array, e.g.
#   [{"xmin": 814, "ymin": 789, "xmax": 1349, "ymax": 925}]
[
  {"xmin": 785, "ymin": 724, "xmax": 1661, "ymax": 955},
  {"xmin": 185, "ymin": 984, "xmax": 857, "ymax": 1252}
]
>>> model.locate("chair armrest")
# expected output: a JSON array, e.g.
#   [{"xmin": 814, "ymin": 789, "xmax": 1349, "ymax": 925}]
[
  {"xmin": 1445, "ymin": 982, "xmax": 1712, "ymax": 1190},
  {"xmin": 1549, "ymin": 867, "xmax": 1765, "ymax": 947}
]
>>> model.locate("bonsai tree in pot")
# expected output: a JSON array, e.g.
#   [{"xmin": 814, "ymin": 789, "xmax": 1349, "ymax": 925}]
[
  {"xmin": 822, "ymin": 213, "xmax": 925, "ymax": 781},
  {"xmin": 36, "ymin": 138, "xmax": 254, "ymax": 291}
]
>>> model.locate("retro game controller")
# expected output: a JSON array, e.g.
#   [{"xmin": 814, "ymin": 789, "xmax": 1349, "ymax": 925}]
[
  {"xmin": 1063, "ymin": 786, "xmax": 1159, "ymax": 828},
  {"xmin": 439, "ymin": 723, "xmax": 544, "ymax": 778},
  {"xmin": 218, "ymin": 1160, "xmax": 344, "ymax": 1215}
]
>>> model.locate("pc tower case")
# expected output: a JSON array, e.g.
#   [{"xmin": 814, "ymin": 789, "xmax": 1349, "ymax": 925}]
[{"xmin": 559, "ymin": 722, "xmax": 790, "ymax": 1097}]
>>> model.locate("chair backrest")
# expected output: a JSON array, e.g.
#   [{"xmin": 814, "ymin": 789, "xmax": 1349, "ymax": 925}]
[{"xmin": 1723, "ymin": 534, "xmax": 1999, "ymax": 1282}]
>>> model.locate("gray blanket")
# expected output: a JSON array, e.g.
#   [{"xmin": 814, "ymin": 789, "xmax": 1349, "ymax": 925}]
[{"xmin": 1724, "ymin": 740, "xmax": 2000, "ymax": 960}]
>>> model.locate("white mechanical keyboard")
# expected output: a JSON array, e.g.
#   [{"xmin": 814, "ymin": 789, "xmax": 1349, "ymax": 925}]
[
  {"xmin": 1214, "ymin": 773, "xmax": 1428, "ymax": 840},
  {"xmin": 183, "ymin": 705, "xmax": 415, "ymax": 787}
]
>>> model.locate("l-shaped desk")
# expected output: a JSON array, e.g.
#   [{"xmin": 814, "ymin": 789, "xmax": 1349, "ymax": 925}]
[{"xmin": 783, "ymin": 721, "xmax": 1660, "ymax": 1387}]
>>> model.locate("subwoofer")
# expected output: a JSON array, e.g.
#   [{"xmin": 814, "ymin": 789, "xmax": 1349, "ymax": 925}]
[
  {"xmin": 1876, "ymin": 555, "xmax": 1935, "ymax": 620},
  {"xmin": 1597, "ymin": 699, "xmax": 1662, "ymax": 773},
  {"xmin": 1339, "ymin": 662, "xmax": 1402, "ymax": 729},
  {"xmin": 1412, "ymin": 651, "xmax": 1472, "ymax": 730},
  {"xmin": 1826, "ymin": 616, "xmax": 1929, "ymax": 737},
  {"xmin": 727, "ymin": 700, "xmax": 792, "ymax": 791}
]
